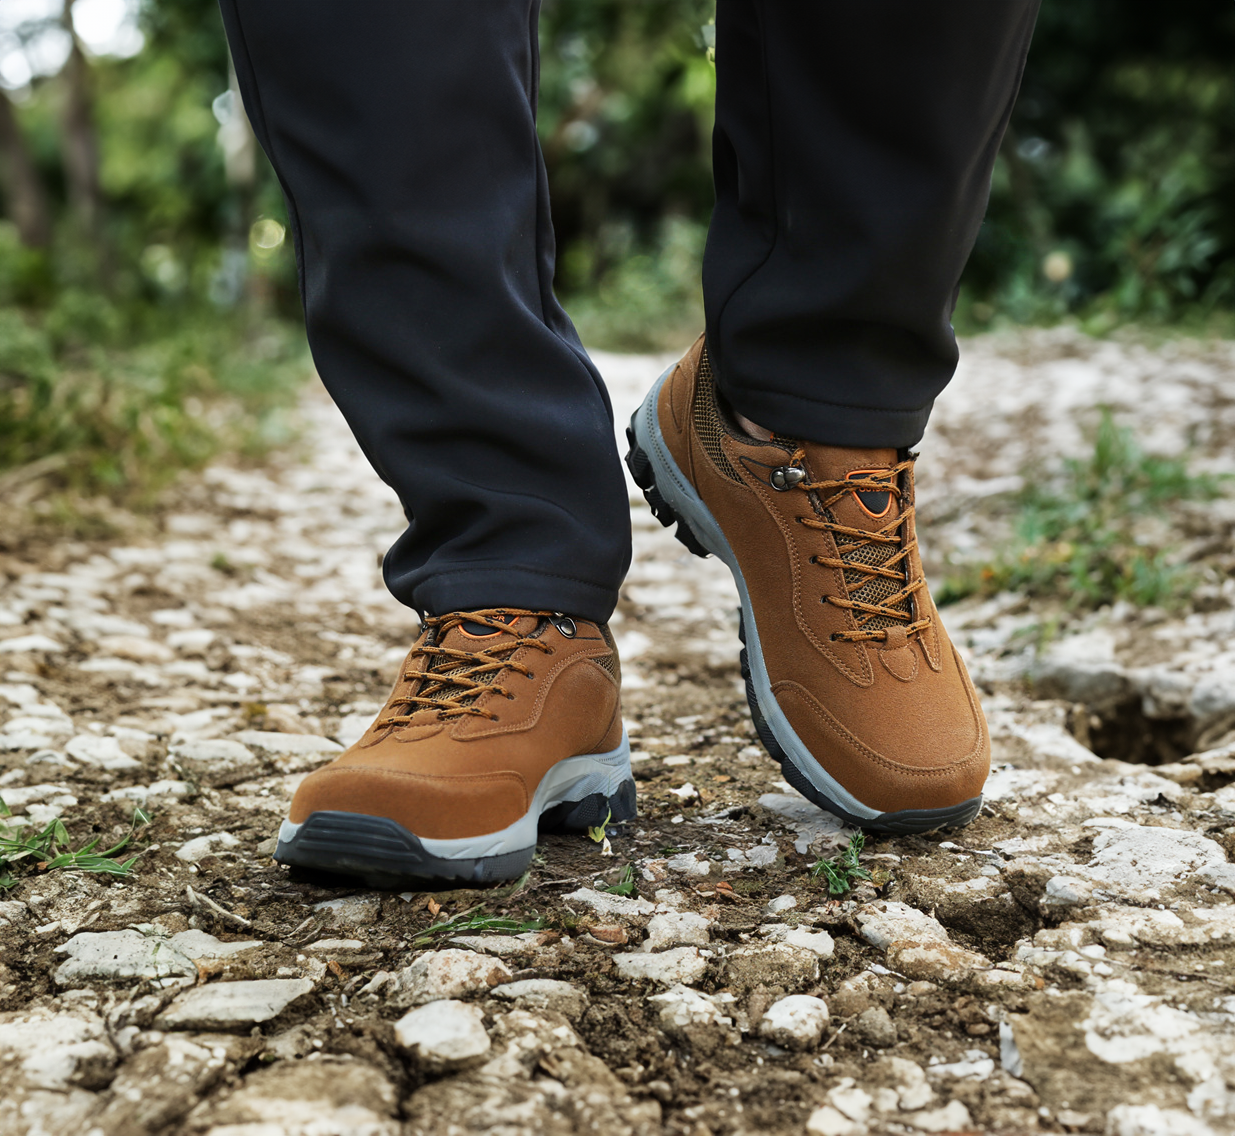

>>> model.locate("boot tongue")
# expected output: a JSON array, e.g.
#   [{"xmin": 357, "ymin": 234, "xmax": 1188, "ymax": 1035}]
[
  {"xmin": 415, "ymin": 612, "xmax": 543, "ymax": 710},
  {"xmin": 798, "ymin": 444, "xmax": 900, "ymax": 534},
  {"xmin": 439, "ymin": 611, "xmax": 540, "ymax": 653}
]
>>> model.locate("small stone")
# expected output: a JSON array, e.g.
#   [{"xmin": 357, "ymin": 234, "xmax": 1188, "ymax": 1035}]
[
  {"xmin": 394, "ymin": 999, "xmax": 490, "ymax": 1072},
  {"xmin": 642, "ymin": 911, "xmax": 712, "ymax": 951},
  {"xmin": 806, "ymin": 1106, "xmax": 863, "ymax": 1136},
  {"xmin": 587, "ymin": 924, "xmax": 628, "ymax": 945},
  {"xmin": 448, "ymin": 933, "xmax": 542, "ymax": 957},
  {"xmin": 855, "ymin": 901, "xmax": 949, "ymax": 949},
  {"xmin": 665, "ymin": 851, "xmax": 712, "ymax": 876},
  {"xmin": 391, "ymin": 949, "xmax": 512, "ymax": 1006},
  {"xmin": 902, "ymin": 1101, "xmax": 973, "ymax": 1132},
  {"xmin": 0, "ymin": 635, "xmax": 63, "ymax": 654},
  {"xmin": 766, "ymin": 894, "xmax": 798, "ymax": 914},
  {"xmin": 828, "ymin": 969, "xmax": 891, "ymax": 1019},
  {"xmin": 305, "ymin": 938, "xmax": 365, "ymax": 953},
  {"xmin": 53, "ymin": 929, "xmax": 196, "ymax": 984},
  {"xmin": 758, "ymin": 792, "xmax": 847, "ymax": 854},
  {"xmin": 563, "ymin": 887, "xmax": 656, "ymax": 921},
  {"xmin": 613, "ymin": 946, "xmax": 708, "ymax": 986},
  {"xmin": 760, "ymin": 923, "xmax": 836, "ymax": 959},
  {"xmin": 879, "ymin": 1056, "xmax": 936, "ymax": 1110},
  {"xmin": 854, "ymin": 1005, "xmax": 897, "ymax": 1048},
  {"xmin": 166, "ymin": 628, "xmax": 216, "ymax": 654},
  {"xmin": 886, "ymin": 939, "xmax": 991, "ymax": 983},
  {"xmin": 169, "ymin": 739, "xmax": 258, "ymax": 786},
  {"xmin": 313, "ymin": 894, "xmax": 382, "ymax": 927},
  {"xmin": 648, "ymin": 983, "xmax": 733, "ymax": 1032},
  {"xmin": 758, "ymin": 995, "xmax": 829, "ymax": 1050},
  {"xmin": 156, "ymin": 978, "xmax": 314, "ymax": 1030},
  {"xmin": 63, "ymin": 734, "xmax": 140, "ymax": 771},
  {"xmin": 228, "ymin": 729, "xmax": 342, "ymax": 771},
  {"xmin": 723, "ymin": 942, "xmax": 820, "ymax": 991},
  {"xmin": 175, "ymin": 831, "xmax": 241, "ymax": 863},
  {"xmin": 491, "ymin": 979, "xmax": 588, "ymax": 1021},
  {"xmin": 827, "ymin": 1084, "xmax": 873, "ymax": 1123},
  {"xmin": 95, "ymin": 635, "xmax": 174, "ymax": 663}
]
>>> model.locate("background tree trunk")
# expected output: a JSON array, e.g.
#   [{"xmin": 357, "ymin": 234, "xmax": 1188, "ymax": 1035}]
[
  {"xmin": 0, "ymin": 88, "xmax": 52, "ymax": 248},
  {"xmin": 59, "ymin": 0, "xmax": 103, "ymax": 237}
]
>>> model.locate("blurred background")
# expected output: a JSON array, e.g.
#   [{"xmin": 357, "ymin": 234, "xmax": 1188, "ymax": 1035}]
[{"xmin": 0, "ymin": 0, "xmax": 1232, "ymax": 509}]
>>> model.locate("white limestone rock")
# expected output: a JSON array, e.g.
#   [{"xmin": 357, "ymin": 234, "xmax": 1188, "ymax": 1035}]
[
  {"xmin": 314, "ymin": 893, "xmax": 382, "ymax": 927},
  {"xmin": 391, "ymin": 948, "xmax": 512, "ymax": 1006},
  {"xmin": 806, "ymin": 1106, "xmax": 863, "ymax": 1136},
  {"xmin": 394, "ymin": 999, "xmax": 490, "ymax": 1072},
  {"xmin": 642, "ymin": 910, "xmax": 713, "ymax": 951},
  {"xmin": 563, "ymin": 886, "xmax": 656, "ymax": 921},
  {"xmin": 54, "ymin": 929, "xmax": 196, "ymax": 984},
  {"xmin": 156, "ymin": 978, "xmax": 314, "ymax": 1030},
  {"xmin": 491, "ymin": 979, "xmax": 588, "ymax": 1021},
  {"xmin": 648, "ymin": 983, "xmax": 735, "ymax": 1035},
  {"xmin": 855, "ymin": 900, "xmax": 949, "ymax": 949},
  {"xmin": 758, "ymin": 994, "xmax": 829, "ymax": 1050},
  {"xmin": 613, "ymin": 946, "xmax": 709, "ymax": 986},
  {"xmin": 228, "ymin": 729, "xmax": 342, "ymax": 771},
  {"xmin": 169, "ymin": 738, "xmax": 259, "ymax": 786},
  {"xmin": 885, "ymin": 939, "xmax": 991, "ymax": 983},
  {"xmin": 175, "ymin": 831, "xmax": 241, "ymax": 862},
  {"xmin": 63, "ymin": 733, "xmax": 141, "ymax": 771}
]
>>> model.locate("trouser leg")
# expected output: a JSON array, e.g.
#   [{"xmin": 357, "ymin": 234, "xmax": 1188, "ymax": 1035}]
[
  {"xmin": 705, "ymin": 0, "xmax": 1040, "ymax": 448},
  {"xmin": 217, "ymin": 0, "xmax": 630, "ymax": 622}
]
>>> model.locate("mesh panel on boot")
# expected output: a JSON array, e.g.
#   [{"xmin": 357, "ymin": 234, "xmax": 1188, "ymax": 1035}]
[{"xmin": 693, "ymin": 345, "xmax": 745, "ymax": 485}]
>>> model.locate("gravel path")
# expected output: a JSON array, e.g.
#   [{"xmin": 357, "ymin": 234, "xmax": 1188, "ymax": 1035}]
[{"xmin": 1, "ymin": 330, "xmax": 1234, "ymax": 1136}]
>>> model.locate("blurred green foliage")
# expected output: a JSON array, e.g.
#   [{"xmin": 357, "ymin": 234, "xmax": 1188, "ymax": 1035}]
[
  {"xmin": 0, "ymin": 0, "xmax": 1231, "ymax": 504},
  {"xmin": 940, "ymin": 412, "xmax": 1227, "ymax": 610}
]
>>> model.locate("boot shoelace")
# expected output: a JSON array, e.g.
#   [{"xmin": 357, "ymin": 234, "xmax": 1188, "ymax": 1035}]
[
  {"xmin": 378, "ymin": 609, "xmax": 554, "ymax": 726},
  {"xmin": 788, "ymin": 452, "xmax": 933, "ymax": 645}
]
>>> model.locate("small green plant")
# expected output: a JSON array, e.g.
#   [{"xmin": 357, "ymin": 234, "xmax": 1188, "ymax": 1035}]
[
  {"xmin": 810, "ymin": 832, "xmax": 872, "ymax": 897},
  {"xmin": 941, "ymin": 411, "xmax": 1226, "ymax": 610},
  {"xmin": 0, "ymin": 804, "xmax": 151, "ymax": 889},
  {"xmin": 601, "ymin": 863, "xmax": 637, "ymax": 897},
  {"xmin": 587, "ymin": 810, "xmax": 613, "ymax": 844},
  {"xmin": 411, "ymin": 907, "xmax": 545, "ymax": 949}
]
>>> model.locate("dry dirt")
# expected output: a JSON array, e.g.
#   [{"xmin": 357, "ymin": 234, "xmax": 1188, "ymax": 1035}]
[{"xmin": 1, "ymin": 330, "xmax": 1234, "ymax": 1136}]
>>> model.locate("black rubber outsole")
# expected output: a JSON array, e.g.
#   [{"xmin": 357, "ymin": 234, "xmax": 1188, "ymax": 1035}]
[
  {"xmin": 275, "ymin": 779, "xmax": 637, "ymax": 890},
  {"xmin": 626, "ymin": 416, "xmax": 982, "ymax": 835}
]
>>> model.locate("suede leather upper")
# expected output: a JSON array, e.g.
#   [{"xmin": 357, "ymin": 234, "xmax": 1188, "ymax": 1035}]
[
  {"xmin": 288, "ymin": 614, "xmax": 623, "ymax": 840},
  {"xmin": 658, "ymin": 336, "xmax": 989, "ymax": 813}
]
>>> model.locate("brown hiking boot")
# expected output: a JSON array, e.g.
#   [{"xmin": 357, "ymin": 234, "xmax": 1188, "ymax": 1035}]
[
  {"xmin": 274, "ymin": 609, "xmax": 632, "ymax": 886},
  {"xmin": 626, "ymin": 336, "xmax": 988, "ymax": 832}
]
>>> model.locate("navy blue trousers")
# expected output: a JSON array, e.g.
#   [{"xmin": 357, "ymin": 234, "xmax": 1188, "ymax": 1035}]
[{"xmin": 219, "ymin": 0, "xmax": 1038, "ymax": 622}]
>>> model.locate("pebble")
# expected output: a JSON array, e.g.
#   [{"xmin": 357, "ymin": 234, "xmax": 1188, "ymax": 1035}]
[
  {"xmin": 902, "ymin": 1101, "xmax": 974, "ymax": 1132},
  {"xmin": 63, "ymin": 734, "xmax": 140, "ymax": 771},
  {"xmin": 723, "ymin": 942, "xmax": 820, "ymax": 991},
  {"xmin": 758, "ymin": 994, "xmax": 829, "ymax": 1050},
  {"xmin": 175, "ymin": 831, "xmax": 241, "ymax": 863},
  {"xmin": 766, "ymin": 893, "xmax": 798, "ymax": 914},
  {"xmin": 394, "ymin": 999, "xmax": 490, "ymax": 1072},
  {"xmin": 613, "ymin": 946, "xmax": 709, "ymax": 986},
  {"xmin": 642, "ymin": 911, "xmax": 713, "ymax": 951},
  {"xmin": 853, "ymin": 1005, "xmax": 897, "ymax": 1048},
  {"xmin": 390, "ymin": 949, "xmax": 512, "ymax": 1006},
  {"xmin": 156, "ymin": 978, "xmax": 314, "ymax": 1029},
  {"xmin": 648, "ymin": 983, "xmax": 734, "ymax": 1033},
  {"xmin": 563, "ymin": 886, "xmax": 656, "ymax": 921},
  {"xmin": 228, "ymin": 729, "xmax": 343, "ymax": 770},
  {"xmin": 491, "ymin": 979, "xmax": 588, "ymax": 1021},
  {"xmin": 806, "ymin": 1106, "xmax": 863, "ymax": 1136},
  {"xmin": 169, "ymin": 738, "xmax": 258, "ymax": 785},
  {"xmin": 759, "ymin": 923, "xmax": 836, "ymax": 959},
  {"xmin": 885, "ymin": 940, "xmax": 991, "ymax": 983},
  {"xmin": 854, "ymin": 901, "xmax": 950, "ymax": 949}
]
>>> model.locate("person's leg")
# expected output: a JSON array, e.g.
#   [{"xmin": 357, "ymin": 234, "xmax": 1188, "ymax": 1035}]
[
  {"xmin": 218, "ymin": 0, "xmax": 630, "ymax": 623},
  {"xmin": 217, "ymin": 1, "xmax": 634, "ymax": 886},
  {"xmin": 628, "ymin": 0, "xmax": 1039, "ymax": 833},
  {"xmin": 705, "ymin": 0, "xmax": 1040, "ymax": 447}
]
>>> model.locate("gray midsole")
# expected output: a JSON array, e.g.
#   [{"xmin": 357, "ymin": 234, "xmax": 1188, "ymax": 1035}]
[
  {"xmin": 277, "ymin": 732, "xmax": 632, "ymax": 861},
  {"xmin": 634, "ymin": 369, "xmax": 881, "ymax": 822}
]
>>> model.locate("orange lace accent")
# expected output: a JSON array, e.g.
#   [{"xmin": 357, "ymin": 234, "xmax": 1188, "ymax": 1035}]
[
  {"xmin": 790, "ymin": 452, "xmax": 933, "ymax": 645},
  {"xmin": 377, "ymin": 609, "xmax": 554, "ymax": 726}
]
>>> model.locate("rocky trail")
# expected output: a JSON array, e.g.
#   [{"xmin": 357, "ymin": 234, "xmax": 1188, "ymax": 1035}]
[{"xmin": 2, "ymin": 330, "xmax": 1235, "ymax": 1136}]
